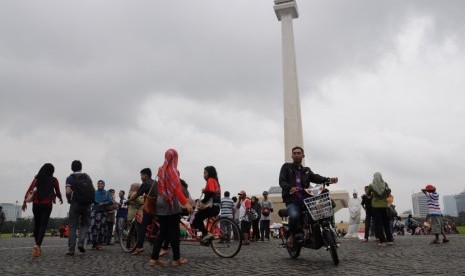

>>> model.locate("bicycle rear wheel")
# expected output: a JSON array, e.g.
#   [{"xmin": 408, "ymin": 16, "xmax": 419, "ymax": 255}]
[
  {"xmin": 120, "ymin": 220, "xmax": 138, "ymax": 253},
  {"xmin": 210, "ymin": 218, "xmax": 242, "ymax": 258}
]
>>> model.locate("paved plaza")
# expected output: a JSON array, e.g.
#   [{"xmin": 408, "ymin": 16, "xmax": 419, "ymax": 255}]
[{"xmin": 1, "ymin": 235, "xmax": 464, "ymax": 275}]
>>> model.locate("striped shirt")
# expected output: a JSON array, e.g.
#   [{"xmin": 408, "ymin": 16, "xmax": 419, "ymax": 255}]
[
  {"xmin": 220, "ymin": 197, "xmax": 234, "ymax": 218},
  {"xmin": 423, "ymin": 191, "xmax": 441, "ymax": 216}
]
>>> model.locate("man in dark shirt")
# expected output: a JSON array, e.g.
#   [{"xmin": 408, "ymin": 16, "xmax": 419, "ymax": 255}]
[
  {"xmin": 361, "ymin": 185, "xmax": 373, "ymax": 242},
  {"xmin": 279, "ymin": 146, "xmax": 338, "ymax": 246},
  {"xmin": 65, "ymin": 160, "xmax": 92, "ymax": 256},
  {"xmin": 126, "ymin": 168, "xmax": 156, "ymax": 255}
]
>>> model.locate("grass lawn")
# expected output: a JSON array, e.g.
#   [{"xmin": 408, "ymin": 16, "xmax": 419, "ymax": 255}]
[{"xmin": 457, "ymin": 225, "xmax": 465, "ymax": 234}]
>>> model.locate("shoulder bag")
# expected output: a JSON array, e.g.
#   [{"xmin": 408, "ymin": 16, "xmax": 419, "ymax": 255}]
[{"xmin": 143, "ymin": 183, "xmax": 157, "ymax": 216}]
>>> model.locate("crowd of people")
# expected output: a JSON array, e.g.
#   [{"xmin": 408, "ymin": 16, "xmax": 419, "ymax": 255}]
[
  {"xmin": 18, "ymin": 146, "xmax": 454, "ymax": 267},
  {"xmin": 354, "ymin": 175, "xmax": 451, "ymax": 246},
  {"xmin": 20, "ymin": 148, "xmax": 277, "ymax": 266}
]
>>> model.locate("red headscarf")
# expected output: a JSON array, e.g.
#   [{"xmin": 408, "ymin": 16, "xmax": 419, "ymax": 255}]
[{"xmin": 157, "ymin": 149, "xmax": 181, "ymax": 208}]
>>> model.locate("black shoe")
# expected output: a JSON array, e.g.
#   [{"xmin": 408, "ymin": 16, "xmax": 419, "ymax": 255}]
[
  {"xmin": 78, "ymin": 244, "xmax": 86, "ymax": 253},
  {"xmin": 65, "ymin": 251, "xmax": 75, "ymax": 256}
]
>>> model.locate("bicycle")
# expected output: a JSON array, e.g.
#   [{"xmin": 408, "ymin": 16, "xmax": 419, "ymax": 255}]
[{"xmin": 120, "ymin": 210, "xmax": 242, "ymax": 258}]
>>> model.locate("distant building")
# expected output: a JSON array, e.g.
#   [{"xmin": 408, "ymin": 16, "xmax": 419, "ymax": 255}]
[
  {"xmin": 443, "ymin": 195, "xmax": 458, "ymax": 217},
  {"xmin": 455, "ymin": 190, "xmax": 465, "ymax": 215},
  {"xmin": 412, "ymin": 192, "xmax": 428, "ymax": 218},
  {"xmin": 0, "ymin": 203, "xmax": 22, "ymax": 221}
]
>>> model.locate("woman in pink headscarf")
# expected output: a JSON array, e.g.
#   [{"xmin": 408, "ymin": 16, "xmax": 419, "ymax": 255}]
[{"xmin": 149, "ymin": 149, "xmax": 193, "ymax": 267}]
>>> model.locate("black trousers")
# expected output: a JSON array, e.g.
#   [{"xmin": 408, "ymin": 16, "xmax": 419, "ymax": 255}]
[
  {"xmin": 364, "ymin": 213, "xmax": 373, "ymax": 240},
  {"xmin": 32, "ymin": 204, "xmax": 53, "ymax": 246},
  {"xmin": 192, "ymin": 206, "xmax": 220, "ymax": 236},
  {"xmin": 252, "ymin": 219, "xmax": 260, "ymax": 240},
  {"xmin": 372, "ymin": 207, "xmax": 393, "ymax": 243},
  {"xmin": 151, "ymin": 214, "xmax": 181, "ymax": 261}
]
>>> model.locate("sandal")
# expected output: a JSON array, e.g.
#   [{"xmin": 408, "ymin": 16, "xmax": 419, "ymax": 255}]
[
  {"xmin": 132, "ymin": 248, "xmax": 145, "ymax": 255},
  {"xmin": 149, "ymin": 259, "xmax": 165, "ymax": 266},
  {"xmin": 159, "ymin": 249, "xmax": 169, "ymax": 257},
  {"xmin": 171, "ymin": 258, "xmax": 188, "ymax": 266},
  {"xmin": 32, "ymin": 246, "xmax": 40, "ymax": 257}
]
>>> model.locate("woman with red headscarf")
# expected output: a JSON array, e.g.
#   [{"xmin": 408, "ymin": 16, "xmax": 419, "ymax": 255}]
[{"xmin": 149, "ymin": 149, "xmax": 193, "ymax": 266}]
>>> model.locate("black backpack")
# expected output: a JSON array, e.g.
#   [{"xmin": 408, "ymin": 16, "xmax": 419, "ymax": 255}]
[{"xmin": 72, "ymin": 173, "xmax": 95, "ymax": 206}]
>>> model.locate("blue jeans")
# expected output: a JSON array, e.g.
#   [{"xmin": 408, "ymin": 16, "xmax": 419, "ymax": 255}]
[{"xmin": 287, "ymin": 203, "xmax": 301, "ymax": 235}]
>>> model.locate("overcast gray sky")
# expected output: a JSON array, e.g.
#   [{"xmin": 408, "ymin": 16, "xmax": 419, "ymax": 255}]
[{"xmin": 1, "ymin": 0, "xmax": 464, "ymax": 220}]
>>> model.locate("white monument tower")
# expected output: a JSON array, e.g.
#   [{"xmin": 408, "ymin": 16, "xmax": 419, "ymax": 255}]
[{"xmin": 274, "ymin": 0, "xmax": 304, "ymax": 163}]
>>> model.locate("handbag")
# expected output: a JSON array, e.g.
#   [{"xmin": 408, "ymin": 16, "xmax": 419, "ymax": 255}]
[
  {"xmin": 143, "ymin": 183, "xmax": 157, "ymax": 216},
  {"xmin": 196, "ymin": 193, "xmax": 213, "ymax": 210},
  {"xmin": 246, "ymin": 208, "xmax": 258, "ymax": 222}
]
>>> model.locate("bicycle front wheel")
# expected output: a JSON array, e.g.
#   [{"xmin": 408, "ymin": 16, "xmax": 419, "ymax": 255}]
[
  {"xmin": 210, "ymin": 217, "xmax": 242, "ymax": 258},
  {"xmin": 120, "ymin": 220, "xmax": 138, "ymax": 253}
]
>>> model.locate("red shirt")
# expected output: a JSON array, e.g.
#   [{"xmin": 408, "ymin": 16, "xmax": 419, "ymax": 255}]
[
  {"xmin": 24, "ymin": 177, "xmax": 62, "ymax": 205},
  {"xmin": 204, "ymin": 178, "xmax": 220, "ymax": 194}
]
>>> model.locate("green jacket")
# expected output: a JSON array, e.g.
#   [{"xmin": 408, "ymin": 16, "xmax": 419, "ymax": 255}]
[{"xmin": 368, "ymin": 184, "xmax": 390, "ymax": 208}]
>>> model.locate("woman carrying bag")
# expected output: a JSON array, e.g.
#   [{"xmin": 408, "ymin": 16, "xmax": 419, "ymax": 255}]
[{"xmin": 22, "ymin": 163, "xmax": 63, "ymax": 257}]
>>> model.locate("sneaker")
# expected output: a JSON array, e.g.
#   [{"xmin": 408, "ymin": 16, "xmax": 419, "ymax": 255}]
[
  {"xmin": 362, "ymin": 239, "xmax": 368, "ymax": 242},
  {"xmin": 387, "ymin": 241, "xmax": 394, "ymax": 246},
  {"xmin": 378, "ymin": 243, "xmax": 387, "ymax": 247}
]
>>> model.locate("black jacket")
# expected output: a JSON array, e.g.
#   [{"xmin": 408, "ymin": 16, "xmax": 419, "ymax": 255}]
[{"xmin": 279, "ymin": 163, "xmax": 329, "ymax": 205}]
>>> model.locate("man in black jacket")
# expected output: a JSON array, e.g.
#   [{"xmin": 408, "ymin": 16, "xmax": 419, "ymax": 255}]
[{"xmin": 279, "ymin": 146, "xmax": 338, "ymax": 245}]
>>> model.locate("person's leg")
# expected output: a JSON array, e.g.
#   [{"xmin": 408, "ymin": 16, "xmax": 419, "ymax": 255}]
[
  {"xmin": 135, "ymin": 213, "xmax": 152, "ymax": 249},
  {"xmin": 67, "ymin": 204, "xmax": 78, "ymax": 252},
  {"xmin": 106, "ymin": 220, "xmax": 114, "ymax": 244},
  {"xmin": 287, "ymin": 204, "xmax": 300, "ymax": 236},
  {"xmin": 95, "ymin": 212, "xmax": 107, "ymax": 247},
  {"xmin": 373, "ymin": 208, "xmax": 386, "ymax": 244},
  {"xmin": 32, "ymin": 204, "xmax": 41, "ymax": 246},
  {"xmin": 36, "ymin": 205, "xmax": 53, "ymax": 246},
  {"xmin": 78, "ymin": 206, "xmax": 91, "ymax": 250},
  {"xmin": 260, "ymin": 220, "xmax": 265, "ymax": 241},
  {"xmin": 382, "ymin": 209, "xmax": 393, "ymax": 242},
  {"xmin": 114, "ymin": 217, "xmax": 121, "ymax": 242},
  {"xmin": 87, "ymin": 210, "xmax": 97, "ymax": 246},
  {"xmin": 150, "ymin": 215, "xmax": 168, "ymax": 261},
  {"xmin": 241, "ymin": 220, "xmax": 250, "ymax": 244},
  {"xmin": 264, "ymin": 220, "xmax": 270, "ymax": 240},
  {"xmin": 364, "ymin": 214, "xmax": 371, "ymax": 241},
  {"xmin": 254, "ymin": 220, "xmax": 261, "ymax": 241},
  {"xmin": 167, "ymin": 215, "xmax": 181, "ymax": 261}
]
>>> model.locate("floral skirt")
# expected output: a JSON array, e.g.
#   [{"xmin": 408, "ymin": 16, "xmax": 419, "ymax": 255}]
[{"xmin": 87, "ymin": 210, "xmax": 108, "ymax": 245}]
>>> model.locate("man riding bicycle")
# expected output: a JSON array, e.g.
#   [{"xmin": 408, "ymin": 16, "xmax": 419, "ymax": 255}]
[{"xmin": 279, "ymin": 146, "xmax": 338, "ymax": 246}]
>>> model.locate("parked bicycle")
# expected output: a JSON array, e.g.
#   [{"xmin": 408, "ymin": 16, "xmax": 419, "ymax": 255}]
[{"xmin": 120, "ymin": 210, "xmax": 242, "ymax": 258}]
